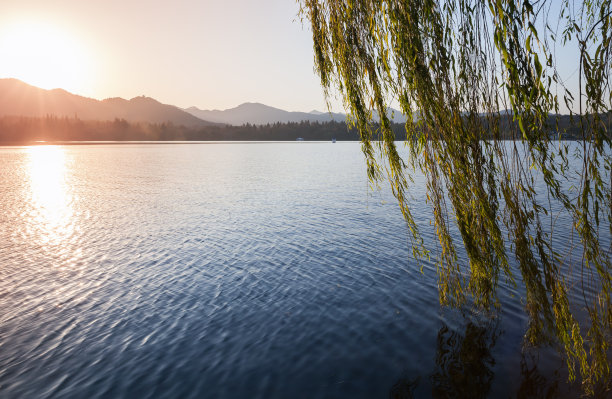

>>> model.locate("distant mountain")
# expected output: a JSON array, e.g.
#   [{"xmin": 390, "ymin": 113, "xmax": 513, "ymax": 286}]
[
  {"xmin": 184, "ymin": 102, "xmax": 347, "ymax": 125},
  {"xmin": 0, "ymin": 79, "xmax": 411, "ymax": 128},
  {"xmin": 184, "ymin": 102, "xmax": 411, "ymax": 126},
  {"xmin": 0, "ymin": 78, "xmax": 218, "ymax": 127}
]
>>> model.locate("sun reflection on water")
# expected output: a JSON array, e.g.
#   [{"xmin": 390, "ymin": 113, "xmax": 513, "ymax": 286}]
[{"xmin": 26, "ymin": 145, "xmax": 77, "ymax": 258}]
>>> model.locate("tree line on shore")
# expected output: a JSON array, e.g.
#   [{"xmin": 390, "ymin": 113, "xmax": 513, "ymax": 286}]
[
  {"xmin": 0, "ymin": 116, "xmax": 362, "ymax": 142},
  {"xmin": 0, "ymin": 113, "xmax": 604, "ymax": 143}
]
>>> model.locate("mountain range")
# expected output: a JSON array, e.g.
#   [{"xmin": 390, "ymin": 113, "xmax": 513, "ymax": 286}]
[
  {"xmin": 0, "ymin": 78, "xmax": 409, "ymax": 126},
  {"xmin": 0, "ymin": 79, "xmax": 218, "ymax": 127},
  {"xmin": 183, "ymin": 103, "xmax": 409, "ymax": 125},
  {"xmin": 184, "ymin": 103, "xmax": 347, "ymax": 125}
]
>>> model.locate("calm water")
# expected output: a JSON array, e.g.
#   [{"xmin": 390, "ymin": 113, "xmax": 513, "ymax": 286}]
[{"xmin": 0, "ymin": 142, "xmax": 604, "ymax": 398}]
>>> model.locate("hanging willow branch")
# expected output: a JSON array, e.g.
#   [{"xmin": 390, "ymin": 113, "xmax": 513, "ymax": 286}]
[{"xmin": 299, "ymin": 0, "xmax": 612, "ymax": 394}]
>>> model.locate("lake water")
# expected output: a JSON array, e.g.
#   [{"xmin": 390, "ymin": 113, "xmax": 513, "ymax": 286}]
[{"xmin": 0, "ymin": 142, "xmax": 605, "ymax": 398}]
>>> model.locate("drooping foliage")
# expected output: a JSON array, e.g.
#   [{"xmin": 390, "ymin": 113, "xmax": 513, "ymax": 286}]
[{"xmin": 299, "ymin": 0, "xmax": 612, "ymax": 393}]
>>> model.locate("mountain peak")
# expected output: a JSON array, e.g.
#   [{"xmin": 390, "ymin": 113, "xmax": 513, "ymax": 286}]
[
  {"xmin": 129, "ymin": 95, "xmax": 159, "ymax": 103},
  {"xmin": 235, "ymin": 102, "xmax": 275, "ymax": 109}
]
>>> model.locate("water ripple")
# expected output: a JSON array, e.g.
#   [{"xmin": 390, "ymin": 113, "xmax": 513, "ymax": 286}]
[{"xmin": 0, "ymin": 142, "xmax": 606, "ymax": 398}]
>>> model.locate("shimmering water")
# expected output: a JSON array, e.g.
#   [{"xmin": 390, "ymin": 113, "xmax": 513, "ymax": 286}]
[{"xmin": 0, "ymin": 142, "xmax": 604, "ymax": 398}]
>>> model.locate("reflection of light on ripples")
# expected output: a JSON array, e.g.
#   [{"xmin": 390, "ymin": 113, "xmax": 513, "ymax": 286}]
[{"xmin": 25, "ymin": 146, "xmax": 79, "ymax": 266}]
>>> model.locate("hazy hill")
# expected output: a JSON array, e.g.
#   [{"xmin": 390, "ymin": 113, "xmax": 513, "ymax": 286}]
[
  {"xmin": 185, "ymin": 102, "xmax": 410, "ymax": 125},
  {"xmin": 0, "ymin": 78, "xmax": 410, "ymax": 127},
  {"xmin": 184, "ymin": 102, "xmax": 347, "ymax": 125},
  {"xmin": 0, "ymin": 78, "xmax": 218, "ymax": 127},
  {"xmin": 100, "ymin": 96, "xmax": 219, "ymax": 126}
]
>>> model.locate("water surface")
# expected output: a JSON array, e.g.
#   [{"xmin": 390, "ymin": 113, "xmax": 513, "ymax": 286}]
[{"xmin": 0, "ymin": 142, "xmax": 602, "ymax": 398}]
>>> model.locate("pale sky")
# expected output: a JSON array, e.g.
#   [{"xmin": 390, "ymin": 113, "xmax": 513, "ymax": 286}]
[
  {"xmin": 0, "ymin": 0, "xmax": 585, "ymax": 114},
  {"xmin": 0, "ymin": 0, "xmax": 340, "ymax": 112}
]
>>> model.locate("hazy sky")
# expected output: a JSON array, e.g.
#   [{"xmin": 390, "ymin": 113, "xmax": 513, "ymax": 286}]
[
  {"xmin": 0, "ymin": 0, "xmax": 585, "ymax": 113},
  {"xmin": 0, "ymin": 0, "xmax": 339, "ymax": 112}
]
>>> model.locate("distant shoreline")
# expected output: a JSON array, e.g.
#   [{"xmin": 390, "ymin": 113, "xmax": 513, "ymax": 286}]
[
  {"xmin": 0, "ymin": 140, "xmax": 362, "ymax": 146},
  {"xmin": 0, "ymin": 114, "xmax": 599, "ymax": 143},
  {"xmin": 0, "ymin": 138, "xmax": 585, "ymax": 146}
]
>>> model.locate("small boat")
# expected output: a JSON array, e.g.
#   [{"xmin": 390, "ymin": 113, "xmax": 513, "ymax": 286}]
[{"xmin": 296, "ymin": 137, "xmax": 304, "ymax": 141}]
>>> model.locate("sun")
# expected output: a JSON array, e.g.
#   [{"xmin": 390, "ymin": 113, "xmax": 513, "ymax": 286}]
[{"xmin": 0, "ymin": 21, "xmax": 93, "ymax": 94}]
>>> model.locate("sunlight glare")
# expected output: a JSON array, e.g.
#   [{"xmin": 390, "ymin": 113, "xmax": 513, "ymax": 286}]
[
  {"xmin": 26, "ymin": 146, "xmax": 75, "ymax": 248},
  {"xmin": 0, "ymin": 21, "xmax": 93, "ymax": 93}
]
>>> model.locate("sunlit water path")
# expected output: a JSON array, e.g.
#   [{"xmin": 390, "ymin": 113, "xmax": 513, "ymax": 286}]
[{"xmin": 0, "ymin": 142, "xmax": 605, "ymax": 398}]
